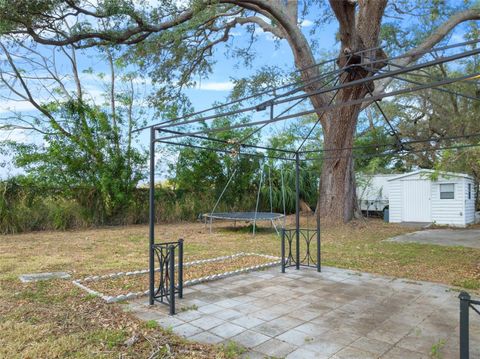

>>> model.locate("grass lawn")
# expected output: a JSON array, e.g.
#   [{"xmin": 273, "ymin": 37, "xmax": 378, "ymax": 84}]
[{"xmin": 1, "ymin": 217, "xmax": 480, "ymax": 358}]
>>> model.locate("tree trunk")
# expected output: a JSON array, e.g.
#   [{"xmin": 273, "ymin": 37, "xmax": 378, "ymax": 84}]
[
  {"xmin": 316, "ymin": 80, "xmax": 369, "ymax": 222},
  {"xmin": 311, "ymin": 0, "xmax": 387, "ymax": 222}
]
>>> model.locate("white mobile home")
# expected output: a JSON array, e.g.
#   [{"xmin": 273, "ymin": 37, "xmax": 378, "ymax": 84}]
[
  {"xmin": 356, "ymin": 174, "xmax": 397, "ymax": 214},
  {"xmin": 388, "ymin": 170, "xmax": 475, "ymax": 227}
]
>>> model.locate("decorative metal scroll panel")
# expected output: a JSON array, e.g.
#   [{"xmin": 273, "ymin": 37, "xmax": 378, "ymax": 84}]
[
  {"xmin": 152, "ymin": 240, "xmax": 183, "ymax": 315},
  {"xmin": 281, "ymin": 228, "xmax": 320, "ymax": 271}
]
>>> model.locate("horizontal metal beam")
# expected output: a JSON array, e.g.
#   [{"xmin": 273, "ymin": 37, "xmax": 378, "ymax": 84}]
[
  {"xmin": 153, "ymin": 46, "xmax": 480, "ymax": 132},
  {"xmin": 270, "ymin": 46, "xmax": 480, "ymax": 107},
  {"xmin": 299, "ymin": 132, "xmax": 480, "ymax": 155},
  {"xmin": 136, "ymin": 38, "xmax": 480, "ymax": 134},
  {"xmin": 159, "ymin": 132, "xmax": 480, "ymax": 164},
  {"xmin": 384, "ymin": 73, "xmax": 480, "ymax": 102},
  {"xmin": 138, "ymin": 66, "xmax": 342, "ymax": 132},
  {"xmin": 155, "ymin": 139, "xmax": 296, "ymax": 162},
  {"xmin": 301, "ymin": 142, "xmax": 480, "ymax": 162},
  {"xmin": 134, "ymin": 44, "xmax": 390, "ymax": 133},
  {"xmin": 157, "ymin": 128, "xmax": 297, "ymax": 154},
  {"xmin": 155, "ymin": 72, "xmax": 480, "ymax": 141}
]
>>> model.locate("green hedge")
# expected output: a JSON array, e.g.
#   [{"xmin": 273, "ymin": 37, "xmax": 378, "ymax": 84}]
[
  {"xmin": 0, "ymin": 181, "xmax": 264, "ymax": 234},
  {"xmin": 0, "ymin": 171, "xmax": 318, "ymax": 234}
]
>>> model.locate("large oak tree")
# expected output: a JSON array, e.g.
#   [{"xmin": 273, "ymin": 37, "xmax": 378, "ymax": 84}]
[{"xmin": 2, "ymin": 0, "xmax": 479, "ymax": 222}]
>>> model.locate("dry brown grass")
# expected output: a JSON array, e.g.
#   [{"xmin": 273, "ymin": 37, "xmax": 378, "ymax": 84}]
[
  {"xmin": 88, "ymin": 254, "xmax": 277, "ymax": 297},
  {"xmin": 1, "ymin": 217, "xmax": 480, "ymax": 358},
  {"xmin": 0, "ymin": 279, "xmax": 224, "ymax": 359}
]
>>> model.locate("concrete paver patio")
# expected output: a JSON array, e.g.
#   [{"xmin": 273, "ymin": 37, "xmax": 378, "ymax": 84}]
[{"xmin": 127, "ymin": 266, "xmax": 480, "ymax": 358}]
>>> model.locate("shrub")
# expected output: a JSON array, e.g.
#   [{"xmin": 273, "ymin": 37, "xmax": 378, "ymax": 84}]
[{"xmin": 0, "ymin": 179, "xmax": 290, "ymax": 234}]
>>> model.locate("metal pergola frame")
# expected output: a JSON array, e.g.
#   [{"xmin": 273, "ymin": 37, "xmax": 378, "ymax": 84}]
[
  {"xmin": 147, "ymin": 39, "xmax": 480, "ymax": 305},
  {"xmin": 148, "ymin": 127, "xmax": 320, "ymax": 305}
]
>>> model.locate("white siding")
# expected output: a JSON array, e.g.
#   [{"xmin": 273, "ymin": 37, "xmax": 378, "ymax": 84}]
[
  {"xmin": 430, "ymin": 177, "xmax": 465, "ymax": 227},
  {"xmin": 464, "ymin": 178, "xmax": 476, "ymax": 225},
  {"xmin": 388, "ymin": 180, "xmax": 402, "ymax": 223},
  {"xmin": 357, "ymin": 174, "xmax": 396, "ymax": 212},
  {"xmin": 388, "ymin": 170, "xmax": 475, "ymax": 227},
  {"xmin": 402, "ymin": 179, "xmax": 431, "ymax": 222},
  {"xmin": 357, "ymin": 175, "xmax": 392, "ymax": 200}
]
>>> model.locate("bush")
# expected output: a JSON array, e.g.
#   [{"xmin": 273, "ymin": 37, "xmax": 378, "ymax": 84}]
[
  {"xmin": 0, "ymin": 180, "xmax": 89, "ymax": 234},
  {"xmin": 46, "ymin": 199, "xmax": 86, "ymax": 230},
  {"xmin": 0, "ymin": 178, "xmax": 294, "ymax": 234}
]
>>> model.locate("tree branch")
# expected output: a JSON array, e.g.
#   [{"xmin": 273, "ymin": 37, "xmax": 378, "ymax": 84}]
[
  {"xmin": 18, "ymin": 7, "xmax": 195, "ymax": 48},
  {"xmin": 0, "ymin": 42, "xmax": 72, "ymax": 138},
  {"xmin": 235, "ymin": 16, "xmax": 286, "ymax": 38},
  {"xmin": 373, "ymin": 7, "xmax": 480, "ymax": 95}
]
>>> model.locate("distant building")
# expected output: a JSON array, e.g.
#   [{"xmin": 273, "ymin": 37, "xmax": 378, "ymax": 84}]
[{"xmin": 356, "ymin": 174, "xmax": 397, "ymax": 216}]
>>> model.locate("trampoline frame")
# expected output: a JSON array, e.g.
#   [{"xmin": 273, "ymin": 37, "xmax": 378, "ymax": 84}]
[{"xmin": 202, "ymin": 212, "xmax": 285, "ymax": 235}]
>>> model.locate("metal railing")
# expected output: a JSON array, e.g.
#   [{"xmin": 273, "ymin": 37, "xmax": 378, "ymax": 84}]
[
  {"xmin": 152, "ymin": 239, "xmax": 184, "ymax": 315},
  {"xmin": 459, "ymin": 291, "xmax": 480, "ymax": 359},
  {"xmin": 281, "ymin": 228, "xmax": 320, "ymax": 272}
]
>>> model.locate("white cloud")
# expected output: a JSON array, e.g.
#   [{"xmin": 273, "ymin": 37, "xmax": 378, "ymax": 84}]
[
  {"xmin": 0, "ymin": 128, "xmax": 28, "ymax": 142},
  {"xmin": 171, "ymin": 0, "xmax": 190, "ymax": 9},
  {"xmin": 0, "ymin": 99, "xmax": 37, "ymax": 113},
  {"xmin": 196, "ymin": 81, "xmax": 234, "ymax": 91},
  {"xmin": 300, "ymin": 19, "xmax": 314, "ymax": 28},
  {"xmin": 254, "ymin": 26, "xmax": 277, "ymax": 41},
  {"xmin": 450, "ymin": 32, "xmax": 466, "ymax": 44}
]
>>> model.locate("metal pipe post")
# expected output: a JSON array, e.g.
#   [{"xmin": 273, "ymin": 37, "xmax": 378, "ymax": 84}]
[
  {"xmin": 295, "ymin": 152, "xmax": 300, "ymax": 269},
  {"xmin": 316, "ymin": 208, "xmax": 321, "ymax": 272},
  {"xmin": 149, "ymin": 127, "xmax": 156, "ymax": 305},
  {"xmin": 178, "ymin": 239, "xmax": 184, "ymax": 298},
  {"xmin": 281, "ymin": 229, "xmax": 286, "ymax": 273},
  {"xmin": 253, "ymin": 162, "xmax": 265, "ymax": 237},
  {"xmin": 280, "ymin": 168, "xmax": 286, "ymax": 229},
  {"xmin": 459, "ymin": 291, "xmax": 470, "ymax": 359},
  {"xmin": 169, "ymin": 245, "xmax": 175, "ymax": 315}
]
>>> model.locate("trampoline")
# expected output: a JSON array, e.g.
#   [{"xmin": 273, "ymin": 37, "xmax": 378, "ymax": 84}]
[
  {"xmin": 202, "ymin": 161, "xmax": 287, "ymax": 236},
  {"xmin": 203, "ymin": 212, "xmax": 285, "ymax": 235},
  {"xmin": 204, "ymin": 212, "xmax": 284, "ymax": 221}
]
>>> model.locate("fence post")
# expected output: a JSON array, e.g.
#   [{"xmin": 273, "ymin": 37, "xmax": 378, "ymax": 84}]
[
  {"xmin": 295, "ymin": 152, "xmax": 300, "ymax": 270},
  {"xmin": 169, "ymin": 245, "xmax": 175, "ymax": 315},
  {"xmin": 149, "ymin": 127, "xmax": 156, "ymax": 306},
  {"xmin": 459, "ymin": 291, "xmax": 470, "ymax": 359},
  {"xmin": 281, "ymin": 229, "xmax": 286, "ymax": 273},
  {"xmin": 316, "ymin": 211, "xmax": 321, "ymax": 272},
  {"xmin": 178, "ymin": 239, "xmax": 184, "ymax": 299}
]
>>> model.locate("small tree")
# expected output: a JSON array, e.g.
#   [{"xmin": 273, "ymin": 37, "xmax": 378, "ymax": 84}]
[
  {"xmin": 170, "ymin": 115, "xmax": 263, "ymax": 211},
  {"xmin": 0, "ymin": 41, "xmax": 147, "ymax": 221}
]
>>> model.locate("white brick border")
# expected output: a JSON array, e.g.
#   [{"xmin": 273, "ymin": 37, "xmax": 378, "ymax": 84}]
[{"xmin": 72, "ymin": 252, "xmax": 280, "ymax": 303}]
